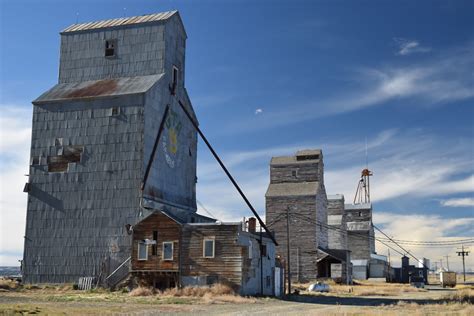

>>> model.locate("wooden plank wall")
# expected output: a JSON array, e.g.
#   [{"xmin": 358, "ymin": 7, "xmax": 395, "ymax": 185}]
[
  {"xmin": 131, "ymin": 213, "xmax": 180, "ymax": 271},
  {"xmin": 181, "ymin": 224, "xmax": 243, "ymax": 287},
  {"xmin": 266, "ymin": 196, "xmax": 318, "ymax": 282}
]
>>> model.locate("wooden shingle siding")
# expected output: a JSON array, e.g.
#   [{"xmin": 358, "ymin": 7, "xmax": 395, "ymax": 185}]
[
  {"xmin": 265, "ymin": 150, "xmax": 328, "ymax": 282},
  {"xmin": 270, "ymin": 162, "xmax": 320, "ymax": 184},
  {"xmin": 266, "ymin": 196, "xmax": 318, "ymax": 282},
  {"xmin": 181, "ymin": 225, "xmax": 243, "ymax": 287},
  {"xmin": 131, "ymin": 213, "xmax": 180, "ymax": 271}
]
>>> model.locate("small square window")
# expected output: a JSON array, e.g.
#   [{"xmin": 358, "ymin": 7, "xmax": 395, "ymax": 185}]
[
  {"xmin": 30, "ymin": 156, "xmax": 40, "ymax": 166},
  {"xmin": 203, "ymin": 238, "xmax": 215, "ymax": 258},
  {"xmin": 261, "ymin": 244, "xmax": 267, "ymax": 257},
  {"xmin": 138, "ymin": 242, "xmax": 148, "ymax": 261},
  {"xmin": 108, "ymin": 107, "xmax": 120, "ymax": 116},
  {"xmin": 105, "ymin": 39, "xmax": 117, "ymax": 57},
  {"xmin": 162, "ymin": 242, "xmax": 173, "ymax": 261},
  {"xmin": 292, "ymin": 170, "xmax": 297, "ymax": 178},
  {"xmin": 55, "ymin": 138, "xmax": 63, "ymax": 147}
]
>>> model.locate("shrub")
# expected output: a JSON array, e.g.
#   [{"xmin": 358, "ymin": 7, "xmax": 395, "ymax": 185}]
[{"xmin": 129, "ymin": 286, "xmax": 154, "ymax": 297}]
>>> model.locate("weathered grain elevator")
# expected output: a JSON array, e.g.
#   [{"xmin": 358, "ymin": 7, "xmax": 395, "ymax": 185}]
[
  {"xmin": 265, "ymin": 149, "xmax": 328, "ymax": 282},
  {"xmin": 22, "ymin": 11, "xmax": 204, "ymax": 284},
  {"xmin": 345, "ymin": 168, "xmax": 379, "ymax": 279}
]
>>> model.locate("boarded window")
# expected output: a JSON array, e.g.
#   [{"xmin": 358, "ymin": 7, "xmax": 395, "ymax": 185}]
[
  {"xmin": 162, "ymin": 242, "xmax": 173, "ymax": 260},
  {"xmin": 138, "ymin": 242, "xmax": 148, "ymax": 261},
  {"xmin": 105, "ymin": 39, "xmax": 117, "ymax": 57},
  {"xmin": 203, "ymin": 239, "xmax": 215, "ymax": 258},
  {"xmin": 152, "ymin": 231, "xmax": 158, "ymax": 256}
]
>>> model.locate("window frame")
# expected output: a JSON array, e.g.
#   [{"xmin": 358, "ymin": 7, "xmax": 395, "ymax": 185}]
[
  {"xmin": 137, "ymin": 241, "xmax": 148, "ymax": 261},
  {"xmin": 162, "ymin": 241, "xmax": 174, "ymax": 261},
  {"xmin": 203, "ymin": 238, "xmax": 215, "ymax": 258},
  {"xmin": 105, "ymin": 39, "xmax": 117, "ymax": 58}
]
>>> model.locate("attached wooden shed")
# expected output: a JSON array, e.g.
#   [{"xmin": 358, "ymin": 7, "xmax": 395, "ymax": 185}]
[{"xmin": 131, "ymin": 210, "xmax": 279, "ymax": 296}]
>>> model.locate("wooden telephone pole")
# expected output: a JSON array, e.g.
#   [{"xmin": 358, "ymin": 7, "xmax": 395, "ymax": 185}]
[{"xmin": 456, "ymin": 245, "xmax": 470, "ymax": 282}]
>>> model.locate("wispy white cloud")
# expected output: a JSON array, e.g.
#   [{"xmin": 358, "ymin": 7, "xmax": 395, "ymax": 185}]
[
  {"xmin": 255, "ymin": 108, "xmax": 263, "ymax": 115},
  {"xmin": 224, "ymin": 43, "xmax": 473, "ymax": 133},
  {"xmin": 374, "ymin": 212, "xmax": 474, "ymax": 271},
  {"xmin": 393, "ymin": 38, "xmax": 431, "ymax": 56},
  {"xmin": 0, "ymin": 105, "xmax": 31, "ymax": 266},
  {"xmin": 441, "ymin": 197, "xmax": 474, "ymax": 208},
  {"xmin": 197, "ymin": 129, "xmax": 473, "ymax": 223}
]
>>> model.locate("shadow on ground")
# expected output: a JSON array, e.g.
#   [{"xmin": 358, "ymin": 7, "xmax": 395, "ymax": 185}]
[{"xmin": 283, "ymin": 293, "xmax": 448, "ymax": 307}]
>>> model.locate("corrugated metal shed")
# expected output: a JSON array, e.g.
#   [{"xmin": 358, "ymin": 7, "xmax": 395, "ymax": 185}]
[
  {"xmin": 265, "ymin": 182, "xmax": 319, "ymax": 197},
  {"xmin": 62, "ymin": 11, "xmax": 178, "ymax": 33},
  {"xmin": 33, "ymin": 74, "xmax": 164, "ymax": 104}
]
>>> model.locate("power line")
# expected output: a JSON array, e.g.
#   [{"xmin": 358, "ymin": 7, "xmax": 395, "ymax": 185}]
[
  {"xmin": 373, "ymin": 224, "xmax": 429, "ymax": 270},
  {"xmin": 196, "ymin": 199, "xmax": 218, "ymax": 220}
]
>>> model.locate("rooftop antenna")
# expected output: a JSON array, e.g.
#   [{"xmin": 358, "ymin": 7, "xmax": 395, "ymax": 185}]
[{"xmin": 353, "ymin": 136, "xmax": 373, "ymax": 204}]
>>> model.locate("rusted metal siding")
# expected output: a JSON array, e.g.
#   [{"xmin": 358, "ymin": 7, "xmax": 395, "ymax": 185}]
[
  {"xmin": 180, "ymin": 224, "xmax": 243, "ymax": 289},
  {"xmin": 131, "ymin": 212, "xmax": 180, "ymax": 272},
  {"xmin": 33, "ymin": 75, "xmax": 163, "ymax": 104}
]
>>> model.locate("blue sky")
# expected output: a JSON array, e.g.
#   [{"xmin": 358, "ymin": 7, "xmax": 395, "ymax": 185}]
[{"xmin": 1, "ymin": 0, "xmax": 473, "ymax": 269}]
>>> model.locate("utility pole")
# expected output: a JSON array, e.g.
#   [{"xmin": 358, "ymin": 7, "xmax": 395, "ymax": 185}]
[
  {"xmin": 440, "ymin": 258, "xmax": 444, "ymax": 270},
  {"xmin": 286, "ymin": 207, "xmax": 291, "ymax": 295},
  {"xmin": 445, "ymin": 255, "xmax": 450, "ymax": 271},
  {"xmin": 456, "ymin": 245, "xmax": 470, "ymax": 282}
]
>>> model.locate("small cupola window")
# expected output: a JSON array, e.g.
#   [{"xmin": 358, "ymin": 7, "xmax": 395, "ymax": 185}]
[
  {"xmin": 105, "ymin": 39, "xmax": 117, "ymax": 58},
  {"xmin": 170, "ymin": 65, "xmax": 179, "ymax": 94}
]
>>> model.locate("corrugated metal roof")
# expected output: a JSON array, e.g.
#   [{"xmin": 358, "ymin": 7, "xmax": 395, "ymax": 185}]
[
  {"xmin": 33, "ymin": 74, "xmax": 164, "ymax": 104},
  {"xmin": 345, "ymin": 203, "xmax": 372, "ymax": 210},
  {"xmin": 62, "ymin": 10, "xmax": 178, "ymax": 33},
  {"xmin": 266, "ymin": 182, "xmax": 319, "ymax": 197}
]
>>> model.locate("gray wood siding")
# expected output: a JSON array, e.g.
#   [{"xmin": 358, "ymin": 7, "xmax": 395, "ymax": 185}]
[
  {"xmin": 270, "ymin": 162, "xmax": 320, "ymax": 184},
  {"xmin": 266, "ymin": 196, "xmax": 318, "ymax": 282}
]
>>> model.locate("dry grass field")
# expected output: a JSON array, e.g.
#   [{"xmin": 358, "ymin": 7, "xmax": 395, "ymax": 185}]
[{"xmin": 0, "ymin": 277, "xmax": 472, "ymax": 315}]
